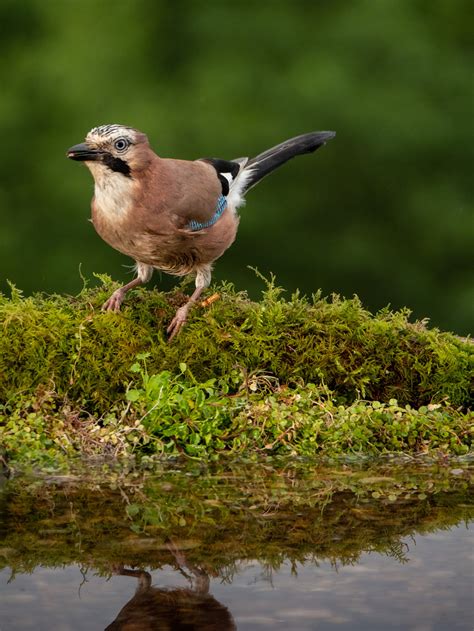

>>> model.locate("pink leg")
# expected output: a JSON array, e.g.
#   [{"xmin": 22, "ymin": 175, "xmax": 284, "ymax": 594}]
[
  {"xmin": 102, "ymin": 263, "xmax": 153, "ymax": 312},
  {"xmin": 167, "ymin": 541, "xmax": 210, "ymax": 595},
  {"xmin": 167, "ymin": 265, "xmax": 211, "ymax": 341},
  {"xmin": 167, "ymin": 285, "xmax": 205, "ymax": 340}
]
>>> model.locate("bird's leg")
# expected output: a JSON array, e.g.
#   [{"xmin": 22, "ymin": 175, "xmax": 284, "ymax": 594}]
[
  {"xmin": 102, "ymin": 262, "xmax": 153, "ymax": 312},
  {"xmin": 102, "ymin": 277, "xmax": 144, "ymax": 312},
  {"xmin": 115, "ymin": 567, "xmax": 152, "ymax": 591},
  {"xmin": 166, "ymin": 286, "xmax": 205, "ymax": 339},
  {"xmin": 167, "ymin": 265, "xmax": 211, "ymax": 340},
  {"xmin": 167, "ymin": 540, "xmax": 210, "ymax": 595}
]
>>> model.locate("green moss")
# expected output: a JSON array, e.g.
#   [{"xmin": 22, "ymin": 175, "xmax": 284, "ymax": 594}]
[{"xmin": 0, "ymin": 277, "xmax": 472, "ymax": 466}]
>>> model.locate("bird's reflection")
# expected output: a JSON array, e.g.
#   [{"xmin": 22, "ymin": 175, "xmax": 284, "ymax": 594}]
[{"xmin": 105, "ymin": 542, "xmax": 236, "ymax": 630}]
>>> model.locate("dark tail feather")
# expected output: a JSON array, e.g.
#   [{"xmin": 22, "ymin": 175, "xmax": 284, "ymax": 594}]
[{"xmin": 242, "ymin": 131, "xmax": 335, "ymax": 193}]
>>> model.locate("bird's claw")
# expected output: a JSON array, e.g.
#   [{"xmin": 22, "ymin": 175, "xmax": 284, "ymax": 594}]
[
  {"xmin": 102, "ymin": 290, "xmax": 125, "ymax": 312},
  {"xmin": 167, "ymin": 305, "xmax": 189, "ymax": 341}
]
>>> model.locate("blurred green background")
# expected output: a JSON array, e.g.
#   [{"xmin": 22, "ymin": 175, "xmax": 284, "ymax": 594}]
[{"xmin": 0, "ymin": 0, "xmax": 472, "ymax": 334}]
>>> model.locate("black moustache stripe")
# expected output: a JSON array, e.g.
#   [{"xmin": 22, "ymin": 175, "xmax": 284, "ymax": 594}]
[{"xmin": 102, "ymin": 154, "xmax": 131, "ymax": 177}]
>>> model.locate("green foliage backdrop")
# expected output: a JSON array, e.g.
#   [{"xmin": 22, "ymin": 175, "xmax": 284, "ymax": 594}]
[{"xmin": 0, "ymin": 0, "xmax": 472, "ymax": 334}]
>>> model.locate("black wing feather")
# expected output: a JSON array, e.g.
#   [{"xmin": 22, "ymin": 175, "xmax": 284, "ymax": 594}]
[{"xmin": 199, "ymin": 158, "xmax": 241, "ymax": 195}]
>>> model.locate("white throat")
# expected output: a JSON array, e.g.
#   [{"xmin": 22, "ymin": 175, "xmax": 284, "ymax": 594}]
[{"xmin": 87, "ymin": 162, "xmax": 134, "ymax": 219}]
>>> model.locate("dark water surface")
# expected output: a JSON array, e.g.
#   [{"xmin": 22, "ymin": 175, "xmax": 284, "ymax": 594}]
[{"xmin": 0, "ymin": 460, "xmax": 472, "ymax": 630}]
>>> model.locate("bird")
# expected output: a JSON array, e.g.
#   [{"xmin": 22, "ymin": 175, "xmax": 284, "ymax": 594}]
[
  {"xmin": 106, "ymin": 553, "xmax": 236, "ymax": 630},
  {"xmin": 67, "ymin": 124, "xmax": 335, "ymax": 339}
]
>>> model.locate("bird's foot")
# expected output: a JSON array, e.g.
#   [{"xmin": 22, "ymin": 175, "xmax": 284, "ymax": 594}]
[
  {"xmin": 166, "ymin": 540, "xmax": 187, "ymax": 566},
  {"xmin": 102, "ymin": 289, "xmax": 125, "ymax": 312},
  {"xmin": 167, "ymin": 304, "xmax": 190, "ymax": 341}
]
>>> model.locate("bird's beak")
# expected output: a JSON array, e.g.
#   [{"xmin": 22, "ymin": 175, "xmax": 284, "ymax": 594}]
[{"xmin": 67, "ymin": 143, "xmax": 103, "ymax": 161}]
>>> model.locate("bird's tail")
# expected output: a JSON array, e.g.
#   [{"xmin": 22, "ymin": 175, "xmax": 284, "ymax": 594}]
[{"xmin": 226, "ymin": 131, "xmax": 335, "ymax": 209}]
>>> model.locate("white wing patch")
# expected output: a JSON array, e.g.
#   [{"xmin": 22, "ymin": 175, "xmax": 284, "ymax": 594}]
[{"xmin": 226, "ymin": 164, "xmax": 256, "ymax": 211}]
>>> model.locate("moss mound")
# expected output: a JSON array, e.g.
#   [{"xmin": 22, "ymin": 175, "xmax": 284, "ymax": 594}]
[
  {"xmin": 0, "ymin": 278, "xmax": 472, "ymax": 465},
  {"xmin": 1, "ymin": 277, "xmax": 472, "ymax": 409}
]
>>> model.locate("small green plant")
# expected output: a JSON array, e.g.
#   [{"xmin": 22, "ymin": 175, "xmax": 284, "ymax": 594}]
[
  {"xmin": 0, "ymin": 392, "xmax": 73, "ymax": 467},
  {"xmin": 113, "ymin": 355, "xmax": 472, "ymax": 460},
  {"xmin": 124, "ymin": 354, "xmax": 244, "ymax": 456}
]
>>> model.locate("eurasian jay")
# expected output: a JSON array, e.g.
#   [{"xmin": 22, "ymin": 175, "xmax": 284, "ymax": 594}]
[{"xmin": 67, "ymin": 125, "xmax": 335, "ymax": 338}]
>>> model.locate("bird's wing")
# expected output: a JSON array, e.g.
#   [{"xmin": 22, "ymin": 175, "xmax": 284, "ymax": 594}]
[
  {"xmin": 146, "ymin": 158, "xmax": 231, "ymax": 228},
  {"xmin": 198, "ymin": 158, "xmax": 244, "ymax": 195},
  {"xmin": 143, "ymin": 157, "xmax": 244, "ymax": 230}
]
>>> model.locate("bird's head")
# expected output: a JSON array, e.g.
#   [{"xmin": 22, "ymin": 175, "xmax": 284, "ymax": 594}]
[{"xmin": 67, "ymin": 124, "xmax": 152, "ymax": 179}]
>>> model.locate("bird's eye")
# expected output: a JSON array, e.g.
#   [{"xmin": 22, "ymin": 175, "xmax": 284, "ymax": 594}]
[{"xmin": 114, "ymin": 138, "xmax": 129, "ymax": 152}]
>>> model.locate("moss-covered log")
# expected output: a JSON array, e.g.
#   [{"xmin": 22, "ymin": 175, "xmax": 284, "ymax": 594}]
[
  {"xmin": 1, "ymin": 279, "xmax": 472, "ymax": 408},
  {"xmin": 0, "ymin": 279, "xmax": 472, "ymax": 465}
]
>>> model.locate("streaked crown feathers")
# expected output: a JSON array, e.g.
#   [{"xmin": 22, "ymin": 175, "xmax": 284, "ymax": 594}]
[{"xmin": 86, "ymin": 124, "xmax": 149, "ymax": 148}]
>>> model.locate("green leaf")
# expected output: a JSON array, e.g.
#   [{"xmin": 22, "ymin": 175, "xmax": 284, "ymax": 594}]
[
  {"xmin": 136, "ymin": 352, "xmax": 151, "ymax": 361},
  {"xmin": 126, "ymin": 504, "xmax": 140, "ymax": 517},
  {"xmin": 126, "ymin": 389, "xmax": 141, "ymax": 402}
]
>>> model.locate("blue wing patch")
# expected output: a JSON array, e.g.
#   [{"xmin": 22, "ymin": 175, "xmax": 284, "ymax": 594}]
[{"xmin": 187, "ymin": 195, "xmax": 228, "ymax": 232}]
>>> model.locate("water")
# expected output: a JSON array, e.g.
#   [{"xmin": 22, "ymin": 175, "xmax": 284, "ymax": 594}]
[{"xmin": 0, "ymin": 460, "xmax": 472, "ymax": 630}]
